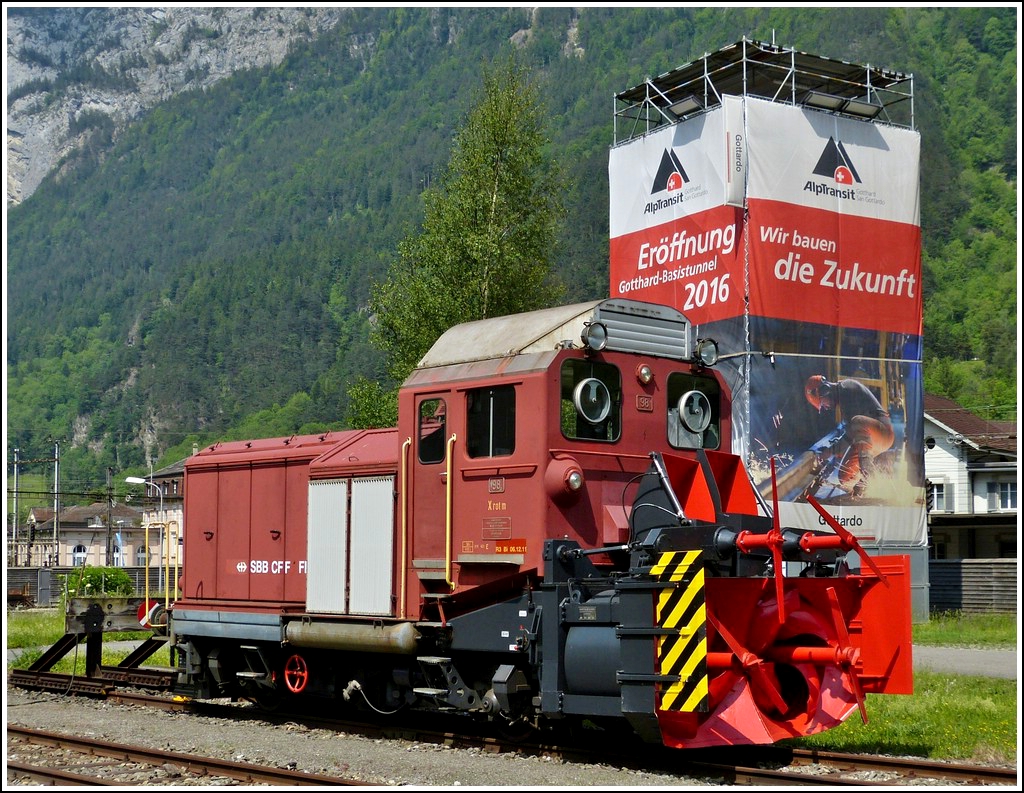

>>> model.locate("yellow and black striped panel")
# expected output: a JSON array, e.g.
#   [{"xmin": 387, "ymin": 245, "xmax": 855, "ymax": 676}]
[{"xmin": 652, "ymin": 550, "xmax": 708, "ymax": 713}]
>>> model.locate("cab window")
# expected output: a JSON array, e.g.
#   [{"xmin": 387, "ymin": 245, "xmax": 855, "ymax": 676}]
[
  {"xmin": 667, "ymin": 372, "xmax": 721, "ymax": 449},
  {"xmin": 418, "ymin": 398, "xmax": 447, "ymax": 464},
  {"xmin": 561, "ymin": 360, "xmax": 621, "ymax": 442},
  {"xmin": 466, "ymin": 386, "xmax": 515, "ymax": 458}
]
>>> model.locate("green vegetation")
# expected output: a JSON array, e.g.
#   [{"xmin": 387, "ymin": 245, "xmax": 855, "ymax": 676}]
[
  {"xmin": 63, "ymin": 566, "xmax": 135, "ymax": 597},
  {"xmin": 5, "ymin": 607, "xmax": 162, "ymax": 672},
  {"xmin": 10, "ymin": 642, "xmax": 171, "ymax": 676},
  {"xmin": 4, "ymin": 608, "xmax": 66, "ymax": 652},
  {"xmin": 913, "ymin": 610, "xmax": 1017, "ymax": 648},
  {"xmin": 5, "ymin": 7, "xmax": 1017, "ymax": 497},
  {"xmin": 351, "ymin": 55, "xmax": 567, "ymax": 426},
  {"xmin": 789, "ymin": 671, "xmax": 1016, "ymax": 764}
]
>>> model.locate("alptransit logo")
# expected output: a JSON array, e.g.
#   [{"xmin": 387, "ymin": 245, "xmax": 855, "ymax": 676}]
[
  {"xmin": 805, "ymin": 137, "xmax": 861, "ymax": 201},
  {"xmin": 644, "ymin": 149, "xmax": 690, "ymax": 213}
]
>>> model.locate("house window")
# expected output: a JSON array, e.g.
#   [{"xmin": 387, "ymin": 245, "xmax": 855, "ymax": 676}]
[
  {"xmin": 135, "ymin": 546, "xmax": 149, "ymax": 566},
  {"xmin": 928, "ymin": 537, "xmax": 947, "ymax": 560},
  {"xmin": 928, "ymin": 481, "xmax": 946, "ymax": 512},
  {"xmin": 987, "ymin": 481, "xmax": 1017, "ymax": 511},
  {"xmin": 999, "ymin": 482, "xmax": 1017, "ymax": 510},
  {"xmin": 72, "ymin": 544, "xmax": 88, "ymax": 566}
]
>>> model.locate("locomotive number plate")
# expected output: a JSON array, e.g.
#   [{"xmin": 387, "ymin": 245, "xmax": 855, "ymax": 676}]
[{"xmin": 636, "ymin": 394, "xmax": 654, "ymax": 412}]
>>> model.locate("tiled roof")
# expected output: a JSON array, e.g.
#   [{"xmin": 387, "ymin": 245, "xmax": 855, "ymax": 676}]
[
  {"xmin": 153, "ymin": 457, "xmax": 187, "ymax": 477},
  {"xmin": 924, "ymin": 393, "xmax": 1017, "ymax": 456},
  {"xmin": 36, "ymin": 502, "xmax": 144, "ymax": 529}
]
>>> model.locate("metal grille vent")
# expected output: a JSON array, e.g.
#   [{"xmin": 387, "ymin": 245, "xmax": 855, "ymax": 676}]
[{"xmin": 593, "ymin": 301, "xmax": 692, "ymax": 361}]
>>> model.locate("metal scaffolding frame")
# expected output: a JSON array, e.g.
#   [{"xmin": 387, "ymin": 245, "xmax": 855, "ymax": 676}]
[{"xmin": 613, "ymin": 37, "xmax": 914, "ymax": 146}]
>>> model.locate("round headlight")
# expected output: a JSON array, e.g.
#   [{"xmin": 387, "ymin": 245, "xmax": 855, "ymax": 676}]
[
  {"xmin": 581, "ymin": 321, "xmax": 608, "ymax": 352},
  {"xmin": 636, "ymin": 363, "xmax": 654, "ymax": 384},
  {"xmin": 695, "ymin": 338, "xmax": 719, "ymax": 367},
  {"xmin": 566, "ymin": 470, "xmax": 584, "ymax": 491}
]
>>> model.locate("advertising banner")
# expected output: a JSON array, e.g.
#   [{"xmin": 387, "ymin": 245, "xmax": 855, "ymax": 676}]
[
  {"xmin": 745, "ymin": 97, "xmax": 922, "ymax": 336},
  {"xmin": 743, "ymin": 98, "xmax": 924, "ymax": 542},
  {"xmin": 608, "ymin": 95, "xmax": 925, "ymax": 547},
  {"xmin": 609, "ymin": 108, "xmax": 746, "ymax": 328}
]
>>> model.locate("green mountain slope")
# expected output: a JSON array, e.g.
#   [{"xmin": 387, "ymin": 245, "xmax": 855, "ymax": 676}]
[{"xmin": 6, "ymin": 6, "xmax": 1017, "ymax": 492}]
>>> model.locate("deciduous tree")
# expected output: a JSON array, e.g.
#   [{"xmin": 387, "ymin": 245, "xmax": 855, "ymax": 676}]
[{"xmin": 348, "ymin": 55, "xmax": 566, "ymax": 427}]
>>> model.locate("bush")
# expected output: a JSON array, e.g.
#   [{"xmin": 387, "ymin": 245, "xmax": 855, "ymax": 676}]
[{"xmin": 62, "ymin": 567, "xmax": 135, "ymax": 597}]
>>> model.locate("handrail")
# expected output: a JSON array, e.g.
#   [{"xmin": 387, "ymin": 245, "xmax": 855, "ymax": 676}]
[
  {"xmin": 143, "ymin": 520, "xmax": 169, "ymax": 625},
  {"xmin": 400, "ymin": 437, "xmax": 411, "ymax": 618},
  {"xmin": 144, "ymin": 523, "xmax": 151, "ymax": 616},
  {"xmin": 166, "ymin": 519, "xmax": 180, "ymax": 604},
  {"xmin": 445, "ymin": 434, "xmax": 457, "ymax": 591}
]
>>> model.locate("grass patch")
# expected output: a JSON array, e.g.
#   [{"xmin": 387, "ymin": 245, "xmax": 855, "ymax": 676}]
[
  {"xmin": 787, "ymin": 671, "xmax": 1017, "ymax": 764},
  {"xmin": 912, "ymin": 611, "xmax": 1017, "ymax": 648},
  {"xmin": 9, "ymin": 644, "xmax": 172, "ymax": 673},
  {"xmin": 5, "ymin": 606, "xmax": 169, "ymax": 672},
  {"xmin": 4, "ymin": 607, "xmax": 65, "ymax": 649},
  {"xmin": 5, "ymin": 606, "xmax": 156, "ymax": 649}
]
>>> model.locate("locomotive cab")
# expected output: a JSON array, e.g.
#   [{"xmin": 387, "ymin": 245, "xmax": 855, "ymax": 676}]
[{"xmin": 397, "ymin": 299, "xmax": 730, "ymax": 618}]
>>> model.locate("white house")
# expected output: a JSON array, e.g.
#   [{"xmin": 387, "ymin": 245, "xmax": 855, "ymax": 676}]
[{"xmin": 923, "ymin": 393, "xmax": 1017, "ymax": 560}]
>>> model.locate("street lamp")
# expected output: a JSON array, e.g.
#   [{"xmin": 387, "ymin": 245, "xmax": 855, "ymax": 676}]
[{"xmin": 125, "ymin": 476, "xmax": 165, "ymax": 599}]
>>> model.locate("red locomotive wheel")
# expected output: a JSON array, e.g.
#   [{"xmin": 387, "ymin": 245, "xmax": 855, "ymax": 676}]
[{"xmin": 284, "ymin": 654, "xmax": 309, "ymax": 694}]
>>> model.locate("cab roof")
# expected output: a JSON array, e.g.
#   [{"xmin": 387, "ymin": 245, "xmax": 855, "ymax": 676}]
[{"xmin": 414, "ymin": 299, "xmax": 692, "ymax": 371}]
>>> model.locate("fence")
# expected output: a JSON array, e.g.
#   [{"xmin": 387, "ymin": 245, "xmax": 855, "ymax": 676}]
[
  {"xmin": 6, "ymin": 566, "xmax": 176, "ymax": 608},
  {"xmin": 927, "ymin": 559, "xmax": 1018, "ymax": 613}
]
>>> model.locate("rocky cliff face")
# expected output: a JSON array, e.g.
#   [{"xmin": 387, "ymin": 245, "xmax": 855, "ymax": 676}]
[{"xmin": 6, "ymin": 6, "xmax": 346, "ymax": 205}]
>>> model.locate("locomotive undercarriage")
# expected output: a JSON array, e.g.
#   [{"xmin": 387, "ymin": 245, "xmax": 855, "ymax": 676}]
[{"xmin": 171, "ymin": 616, "xmax": 540, "ymax": 727}]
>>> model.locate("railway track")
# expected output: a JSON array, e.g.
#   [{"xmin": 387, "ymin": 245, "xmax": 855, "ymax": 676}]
[
  {"xmin": 671, "ymin": 748, "xmax": 1019, "ymax": 786},
  {"xmin": 8, "ymin": 673, "xmax": 1018, "ymax": 787},
  {"xmin": 776, "ymin": 746, "xmax": 1018, "ymax": 785},
  {"xmin": 6, "ymin": 726, "xmax": 380, "ymax": 786}
]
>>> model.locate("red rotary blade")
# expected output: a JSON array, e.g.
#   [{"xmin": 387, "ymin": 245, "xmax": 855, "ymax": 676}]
[
  {"xmin": 805, "ymin": 494, "xmax": 887, "ymax": 584},
  {"xmin": 827, "ymin": 586, "xmax": 868, "ymax": 724},
  {"xmin": 707, "ymin": 610, "xmax": 788, "ymax": 716}
]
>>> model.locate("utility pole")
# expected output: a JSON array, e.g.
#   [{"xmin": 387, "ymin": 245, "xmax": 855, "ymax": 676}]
[
  {"xmin": 106, "ymin": 467, "xmax": 114, "ymax": 566},
  {"xmin": 53, "ymin": 442, "xmax": 60, "ymax": 566},
  {"xmin": 12, "ymin": 448, "xmax": 20, "ymax": 565}
]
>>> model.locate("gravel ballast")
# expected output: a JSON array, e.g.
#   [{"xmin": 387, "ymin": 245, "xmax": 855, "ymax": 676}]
[{"xmin": 5, "ymin": 683, "xmax": 712, "ymax": 787}]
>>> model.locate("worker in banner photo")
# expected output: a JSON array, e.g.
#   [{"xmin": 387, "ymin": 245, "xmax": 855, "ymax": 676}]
[{"xmin": 804, "ymin": 375, "xmax": 895, "ymax": 498}]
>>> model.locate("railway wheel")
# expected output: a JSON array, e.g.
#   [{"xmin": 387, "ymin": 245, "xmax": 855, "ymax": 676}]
[{"xmin": 284, "ymin": 653, "xmax": 310, "ymax": 694}]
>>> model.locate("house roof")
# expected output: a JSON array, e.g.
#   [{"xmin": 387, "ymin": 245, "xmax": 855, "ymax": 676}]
[
  {"xmin": 35, "ymin": 502, "xmax": 143, "ymax": 530},
  {"xmin": 152, "ymin": 458, "xmax": 187, "ymax": 478},
  {"xmin": 27, "ymin": 507, "xmax": 55, "ymax": 523},
  {"xmin": 923, "ymin": 393, "xmax": 1017, "ymax": 456}
]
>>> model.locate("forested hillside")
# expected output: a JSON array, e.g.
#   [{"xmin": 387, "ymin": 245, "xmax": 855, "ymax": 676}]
[{"xmin": 6, "ymin": 6, "xmax": 1017, "ymax": 499}]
